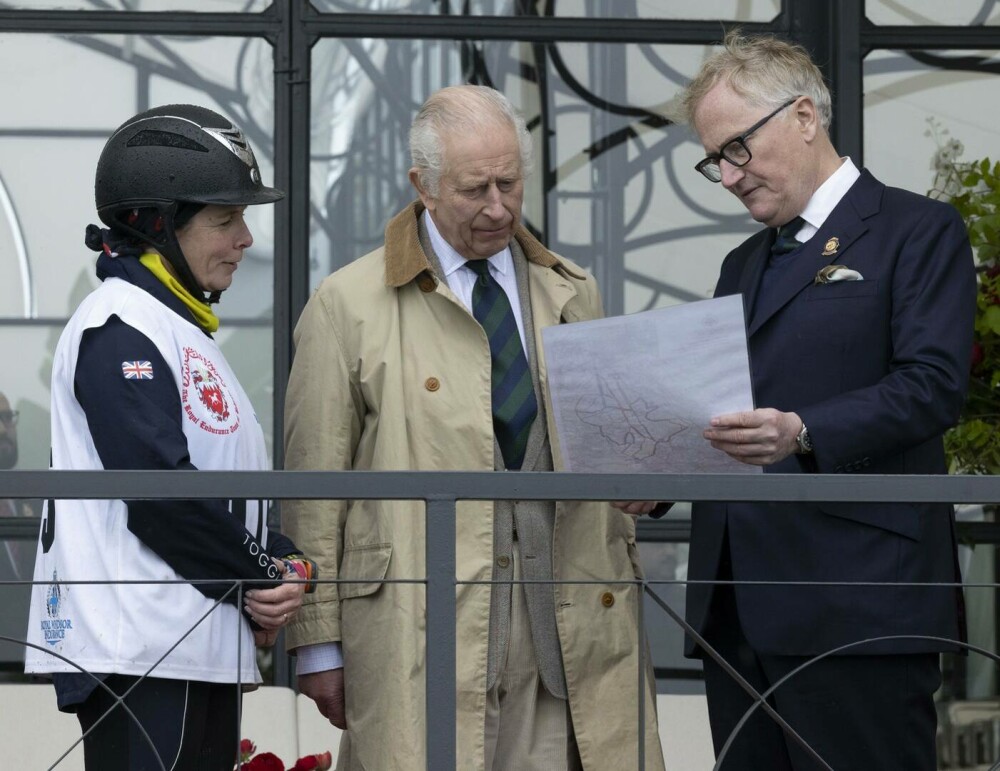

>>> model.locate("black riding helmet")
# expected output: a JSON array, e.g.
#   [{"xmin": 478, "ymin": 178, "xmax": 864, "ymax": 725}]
[{"xmin": 95, "ymin": 104, "xmax": 284, "ymax": 303}]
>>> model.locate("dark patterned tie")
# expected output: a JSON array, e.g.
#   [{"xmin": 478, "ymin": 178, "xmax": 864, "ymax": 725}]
[
  {"xmin": 466, "ymin": 259, "xmax": 537, "ymax": 470},
  {"xmin": 771, "ymin": 216, "xmax": 806, "ymax": 256}
]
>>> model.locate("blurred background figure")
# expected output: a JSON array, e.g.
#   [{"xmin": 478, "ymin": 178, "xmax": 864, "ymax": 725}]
[
  {"xmin": 0, "ymin": 389, "xmax": 36, "ymax": 671},
  {"xmin": 0, "ymin": 389, "xmax": 36, "ymax": 580}
]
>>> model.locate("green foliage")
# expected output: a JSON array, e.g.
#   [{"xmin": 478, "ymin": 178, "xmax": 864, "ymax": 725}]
[{"xmin": 927, "ymin": 119, "xmax": 1000, "ymax": 474}]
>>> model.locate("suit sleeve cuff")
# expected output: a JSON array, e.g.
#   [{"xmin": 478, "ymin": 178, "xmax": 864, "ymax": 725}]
[{"xmin": 649, "ymin": 501, "xmax": 674, "ymax": 519}]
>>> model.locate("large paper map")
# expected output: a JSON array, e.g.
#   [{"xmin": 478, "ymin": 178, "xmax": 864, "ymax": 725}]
[{"xmin": 541, "ymin": 294, "xmax": 760, "ymax": 474}]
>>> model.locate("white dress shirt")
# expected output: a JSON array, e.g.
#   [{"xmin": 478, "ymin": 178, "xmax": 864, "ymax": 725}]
[
  {"xmin": 425, "ymin": 209, "xmax": 528, "ymax": 353},
  {"xmin": 792, "ymin": 157, "xmax": 861, "ymax": 242}
]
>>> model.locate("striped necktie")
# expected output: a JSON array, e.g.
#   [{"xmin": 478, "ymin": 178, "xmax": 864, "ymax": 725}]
[
  {"xmin": 466, "ymin": 259, "xmax": 537, "ymax": 470},
  {"xmin": 772, "ymin": 216, "xmax": 806, "ymax": 256}
]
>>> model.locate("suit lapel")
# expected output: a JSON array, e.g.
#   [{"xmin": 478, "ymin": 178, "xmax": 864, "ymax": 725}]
[
  {"xmin": 737, "ymin": 235, "xmax": 773, "ymax": 326},
  {"xmin": 747, "ymin": 170, "xmax": 881, "ymax": 337}
]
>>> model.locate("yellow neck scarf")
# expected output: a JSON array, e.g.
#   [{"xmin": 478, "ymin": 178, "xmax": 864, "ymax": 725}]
[{"xmin": 139, "ymin": 252, "xmax": 219, "ymax": 333}]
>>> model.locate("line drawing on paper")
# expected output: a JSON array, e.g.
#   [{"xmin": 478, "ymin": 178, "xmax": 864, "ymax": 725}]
[{"xmin": 575, "ymin": 373, "xmax": 690, "ymax": 461}]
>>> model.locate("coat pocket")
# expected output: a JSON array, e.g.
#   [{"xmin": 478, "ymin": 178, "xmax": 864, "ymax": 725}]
[
  {"xmin": 818, "ymin": 501, "xmax": 920, "ymax": 541},
  {"xmin": 621, "ymin": 511, "xmax": 645, "ymax": 580},
  {"xmin": 804, "ymin": 279, "xmax": 879, "ymax": 300},
  {"xmin": 339, "ymin": 543, "xmax": 392, "ymax": 599}
]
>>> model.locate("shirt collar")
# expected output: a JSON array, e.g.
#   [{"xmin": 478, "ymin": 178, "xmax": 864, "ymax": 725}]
[
  {"xmin": 799, "ymin": 157, "xmax": 861, "ymax": 232},
  {"xmin": 423, "ymin": 209, "xmax": 513, "ymax": 278},
  {"xmin": 382, "ymin": 201, "xmax": 581, "ymax": 288}
]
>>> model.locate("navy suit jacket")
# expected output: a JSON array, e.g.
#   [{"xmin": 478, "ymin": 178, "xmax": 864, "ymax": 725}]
[{"xmin": 685, "ymin": 169, "xmax": 976, "ymax": 658}]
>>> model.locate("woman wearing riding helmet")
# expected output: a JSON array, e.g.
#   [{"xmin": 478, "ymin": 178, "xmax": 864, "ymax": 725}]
[{"xmin": 25, "ymin": 104, "xmax": 315, "ymax": 771}]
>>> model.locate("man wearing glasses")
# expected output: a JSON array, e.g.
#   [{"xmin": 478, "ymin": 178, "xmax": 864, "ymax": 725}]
[{"xmin": 680, "ymin": 31, "xmax": 975, "ymax": 770}]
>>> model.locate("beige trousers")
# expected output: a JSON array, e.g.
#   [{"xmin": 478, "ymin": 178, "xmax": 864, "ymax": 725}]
[{"xmin": 484, "ymin": 543, "xmax": 583, "ymax": 771}]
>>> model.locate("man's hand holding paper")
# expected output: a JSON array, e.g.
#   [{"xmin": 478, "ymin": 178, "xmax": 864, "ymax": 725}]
[{"xmin": 702, "ymin": 407, "xmax": 805, "ymax": 466}]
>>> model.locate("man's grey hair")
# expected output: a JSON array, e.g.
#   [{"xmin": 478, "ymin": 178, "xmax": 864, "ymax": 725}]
[
  {"xmin": 409, "ymin": 85, "xmax": 534, "ymax": 197},
  {"xmin": 681, "ymin": 30, "xmax": 832, "ymax": 132}
]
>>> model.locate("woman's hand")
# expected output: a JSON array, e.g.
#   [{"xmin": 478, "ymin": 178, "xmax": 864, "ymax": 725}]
[{"xmin": 245, "ymin": 559, "xmax": 307, "ymax": 634}]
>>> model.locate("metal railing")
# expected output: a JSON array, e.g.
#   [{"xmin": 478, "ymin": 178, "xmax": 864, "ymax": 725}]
[{"xmin": 1, "ymin": 469, "xmax": 1000, "ymax": 769}]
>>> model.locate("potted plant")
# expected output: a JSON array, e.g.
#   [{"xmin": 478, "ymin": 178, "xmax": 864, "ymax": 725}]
[{"xmin": 927, "ymin": 118, "xmax": 1000, "ymax": 475}]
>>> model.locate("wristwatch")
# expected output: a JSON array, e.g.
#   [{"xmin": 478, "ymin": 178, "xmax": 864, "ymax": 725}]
[{"xmin": 795, "ymin": 422, "xmax": 813, "ymax": 454}]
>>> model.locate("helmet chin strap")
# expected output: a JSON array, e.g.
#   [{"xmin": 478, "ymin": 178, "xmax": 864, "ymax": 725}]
[
  {"xmin": 154, "ymin": 210, "xmax": 211, "ymax": 303},
  {"xmin": 113, "ymin": 202, "xmax": 222, "ymax": 304}
]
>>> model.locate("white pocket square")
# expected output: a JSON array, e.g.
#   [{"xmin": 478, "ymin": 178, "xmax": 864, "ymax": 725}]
[{"xmin": 815, "ymin": 265, "xmax": 863, "ymax": 284}]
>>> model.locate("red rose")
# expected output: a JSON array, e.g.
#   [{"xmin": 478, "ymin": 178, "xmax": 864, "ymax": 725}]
[
  {"xmin": 240, "ymin": 738, "xmax": 257, "ymax": 761},
  {"xmin": 291, "ymin": 751, "xmax": 333, "ymax": 771},
  {"xmin": 244, "ymin": 751, "xmax": 285, "ymax": 771}
]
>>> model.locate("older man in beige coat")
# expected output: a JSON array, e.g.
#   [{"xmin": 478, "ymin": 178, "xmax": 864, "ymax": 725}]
[{"xmin": 283, "ymin": 85, "xmax": 665, "ymax": 771}]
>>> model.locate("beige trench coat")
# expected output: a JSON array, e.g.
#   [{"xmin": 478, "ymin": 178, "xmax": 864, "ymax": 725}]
[{"xmin": 283, "ymin": 203, "xmax": 665, "ymax": 771}]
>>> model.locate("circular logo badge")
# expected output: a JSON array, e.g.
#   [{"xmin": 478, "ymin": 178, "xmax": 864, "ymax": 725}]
[{"xmin": 181, "ymin": 347, "xmax": 241, "ymax": 435}]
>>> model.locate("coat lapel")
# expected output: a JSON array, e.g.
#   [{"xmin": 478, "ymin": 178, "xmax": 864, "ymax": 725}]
[
  {"xmin": 747, "ymin": 170, "xmax": 882, "ymax": 337},
  {"xmin": 528, "ymin": 262, "xmax": 579, "ymax": 329},
  {"xmin": 737, "ymin": 234, "xmax": 773, "ymax": 326},
  {"xmin": 527, "ymin": 259, "xmax": 579, "ymax": 387}
]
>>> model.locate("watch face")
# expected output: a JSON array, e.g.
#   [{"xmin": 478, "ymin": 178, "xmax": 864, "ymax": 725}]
[{"xmin": 797, "ymin": 425, "xmax": 812, "ymax": 453}]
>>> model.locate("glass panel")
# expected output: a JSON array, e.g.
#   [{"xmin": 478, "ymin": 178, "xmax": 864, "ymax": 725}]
[
  {"xmin": 867, "ymin": 0, "xmax": 1000, "ymax": 26},
  {"xmin": 0, "ymin": 324, "xmax": 273, "ymax": 466},
  {"xmin": 0, "ymin": 33, "xmax": 277, "ymax": 463},
  {"xmin": 954, "ymin": 508, "xmax": 997, "ymax": 700},
  {"xmin": 309, "ymin": 37, "xmax": 754, "ymax": 315},
  {"xmin": 4, "ymin": 1, "xmax": 268, "ymax": 10},
  {"xmin": 313, "ymin": 0, "xmax": 780, "ymax": 21},
  {"xmin": 0, "ymin": 496, "xmax": 39, "ymax": 667},
  {"xmin": 637, "ymin": 503, "xmax": 704, "ymax": 684},
  {"xmin": 0, "ymin": 32, "xmax": 277, "ymax": 322},
  {"xmin": 0, "ymin": 574, "xmax": 35, "ymax": 666},
  {"xmin": 0, "ymin": 327, "xmax": 59, "ymax": 471},
  {"xmin": 218, "ymin": 325, "xmax": 275, "ymax": 461},
  {"xmin": 863, "ymin": 49, "xmax": 1000, "ymax": 197},
  {"xmin": 939, "ymin": 511, "xmax": 998, "ymax": 759}
]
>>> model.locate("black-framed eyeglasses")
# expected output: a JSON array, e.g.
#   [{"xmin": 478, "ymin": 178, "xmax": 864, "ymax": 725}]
[
  {"xmin": 695, "ymin": 96, "xmax": 801, "ymax": 182},
  {"xmin": 0, "ymin": 410, "xmax": 18, "ymax": 427}
]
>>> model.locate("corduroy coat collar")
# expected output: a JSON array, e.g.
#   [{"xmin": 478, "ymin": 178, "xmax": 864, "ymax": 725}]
[{"xmin": 382, "ymin": 200, "xmax": 585, "ymax": 288}]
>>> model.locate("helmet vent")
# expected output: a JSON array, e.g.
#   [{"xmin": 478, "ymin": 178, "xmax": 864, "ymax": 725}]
[{"xmin": 126, "ymin": 129, "xmax": 207, "ymax": 153}]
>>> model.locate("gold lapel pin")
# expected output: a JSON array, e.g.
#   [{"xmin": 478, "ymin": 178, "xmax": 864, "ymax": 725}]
[{"xmin": 821, "ymin": 237, "xmax": 840, "ymax": 256}]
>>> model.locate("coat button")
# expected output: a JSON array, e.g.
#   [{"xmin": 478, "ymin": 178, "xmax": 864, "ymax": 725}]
[
  {"xmin": 417, "ymin": 275, "xmax": 436, "ymax": 293},
  {"xmin": 425, "ymin": 377, "xmax": 440, "ymax": 392},
  {"xmin": 496, "ymin": 555, "xmax": 510, "ymax": 569},
  {"xmin": 601, "ymin": 591, "xmax": 615, "ymax": 608}
]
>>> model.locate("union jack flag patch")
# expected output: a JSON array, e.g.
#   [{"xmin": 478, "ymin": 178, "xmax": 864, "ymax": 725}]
[{"xmin": 122, "ymin": 361, "xmax": 154, "ymax": 380}]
